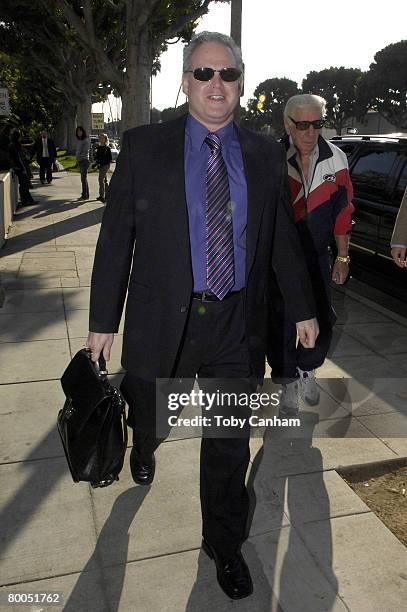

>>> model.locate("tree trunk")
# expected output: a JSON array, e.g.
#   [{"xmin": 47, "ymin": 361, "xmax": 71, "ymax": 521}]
[
  {"xmin": 54, "ymin": 115, "xmax": 67, "ymax": 150},
  {"xmin": 66, "ymin": 106, "xmax": 78, "ymax": 155},
  {"xmin": 76, "ymin": 93, "xmax": 93, "ymax": 136},
  {"xmin": 120, "ymin": 30, "xmax": 152, "ymax": 132}
]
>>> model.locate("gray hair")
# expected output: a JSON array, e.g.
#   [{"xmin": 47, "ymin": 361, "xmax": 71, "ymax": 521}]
[
  {"xmin": 183, "ymin": 31, "xmax": 243, "ymax": 74},
  {"xmin": 284, "ymin": 94, "xmax": 327, "ymax": 119}
]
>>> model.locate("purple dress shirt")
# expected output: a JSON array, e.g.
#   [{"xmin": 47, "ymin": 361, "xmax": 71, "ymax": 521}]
[{"xmin": 184, "ymin": 114, "xmax": 247, "ymax": 292}]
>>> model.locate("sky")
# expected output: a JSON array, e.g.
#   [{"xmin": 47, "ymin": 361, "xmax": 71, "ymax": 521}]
[{"xmin": 93, "ymin": 0, "xmax": 407, "ymax": 120}]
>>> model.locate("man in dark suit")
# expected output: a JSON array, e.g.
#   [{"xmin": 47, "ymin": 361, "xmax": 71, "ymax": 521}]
[
  {"xmin": 87, "ymin": 31, "xmax": 318, "ymax": 600},
  {"xmin": 31, "ymin": 130, "xmax": 57, "ymax": 184}
]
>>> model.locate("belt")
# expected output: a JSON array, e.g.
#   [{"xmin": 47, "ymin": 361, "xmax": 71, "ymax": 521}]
[{"xmin": 192, "ymin": 290, "xmax": 242, "ymax": 302}]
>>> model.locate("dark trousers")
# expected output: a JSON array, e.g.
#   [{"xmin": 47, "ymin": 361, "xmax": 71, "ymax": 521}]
[
  {"xmin": 268, "ymin": 252, "xmax": 336, "ymax": 381},
  {"xmin": 15, "ymin": 170, "xmax": 34, "ymax": 205},
  {"xmin": 39, "ymin": 157, "xmax": 53, "ymax": 183},
  {"xmin": 121, "ymin": 292, "xmax": 254, "ymax": 560}
]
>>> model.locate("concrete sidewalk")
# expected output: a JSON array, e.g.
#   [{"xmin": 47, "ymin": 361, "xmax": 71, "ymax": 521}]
[{"xmin": 0, "ymin": 171, "xmax": 406, "ymax": 612}]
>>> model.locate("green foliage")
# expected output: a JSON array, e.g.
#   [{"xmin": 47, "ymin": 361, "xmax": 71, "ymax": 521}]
[
  {"xmin": 0, "ymin": 52, "xmax": 62, "ymax": 138},
  {"xmin": 57, "ymin": 150, "xmax": 98, "ymax": 173},
  {"xmin": 358, "ymin": 40, "xmax": 407, "ymax": 130},
  {"xmin": 243, "ymin": 78, "xmax": 299, "ymax": 136},
  {"xmin": 302, "ymin": 67, "xmax": 366, "ymax": 134}
]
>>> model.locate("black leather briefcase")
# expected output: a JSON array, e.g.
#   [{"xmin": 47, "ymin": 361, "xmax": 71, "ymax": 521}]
[{"xmin": 58, "ymin": 348, "xmax": 128, "ymax": 488}]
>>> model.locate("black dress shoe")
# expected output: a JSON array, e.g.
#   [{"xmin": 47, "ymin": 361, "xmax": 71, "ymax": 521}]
[
  {"xmin": 130, "ymin": 446, "xmax": 155, "ymax": 485},
  {"xmin": 202, "ymin": 539, "xmax": 253, "ymax": 599}
]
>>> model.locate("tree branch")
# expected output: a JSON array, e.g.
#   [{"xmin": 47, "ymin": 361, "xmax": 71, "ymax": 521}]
[
  {"xmin": 135, "ymin": 0, "xmax": 162, "ymax": 30},
  {"xmin": 54, "ymin": 0, "xmax": 123, "ymax": 87},
  {"xmin": 156, "ymin": 0, "xmax": 211, "ymax": 45}
]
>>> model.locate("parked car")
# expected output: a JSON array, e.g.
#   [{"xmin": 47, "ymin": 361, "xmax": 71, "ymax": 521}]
[
  {"xmin": 89, "ymin": 135, "xmax": 99, "ymax": 161},
  {"xmin": 109, "ymin": 142, "xmax": 120, "ymax": 162},
  {"xmin": 331, "ymin": 134, "xmax": 407, "ymax": 302}
]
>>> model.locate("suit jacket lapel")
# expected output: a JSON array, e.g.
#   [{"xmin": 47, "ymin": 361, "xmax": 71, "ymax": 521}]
[{"xmin": 237, "ymin": 126, "xmax": 268, "ymax": 280}]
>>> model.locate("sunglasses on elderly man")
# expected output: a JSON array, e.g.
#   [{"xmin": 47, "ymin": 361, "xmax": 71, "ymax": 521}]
[
  {"xmin": 289, "ymin": 116, "xmax": 326, "ymax": 130},
  {"xmin": 186, "ymin": 67, "xmax": 242, "ymax": 82}
]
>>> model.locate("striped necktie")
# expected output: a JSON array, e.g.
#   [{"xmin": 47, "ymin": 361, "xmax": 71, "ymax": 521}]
[{"xmin": 205, "ymin": 133, "xmax": 235, "ymax": 299}]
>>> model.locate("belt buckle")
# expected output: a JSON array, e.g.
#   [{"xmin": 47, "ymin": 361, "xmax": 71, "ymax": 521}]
[{"xmin": 201, "ymin": 291, "xmax": 209, "ymax": 301}]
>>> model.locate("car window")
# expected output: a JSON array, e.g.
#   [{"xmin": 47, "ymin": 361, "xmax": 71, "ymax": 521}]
[
  {"xmin": 336, "ymin": 143, "xmax": 358, "ymax": 157},
  {"xmin": 393, "ymin": 159, "xmax": 407, "ymax": 206},
  {"xmin": 351, "ymin": 147, "xmax": 399, "ymax": 198}
]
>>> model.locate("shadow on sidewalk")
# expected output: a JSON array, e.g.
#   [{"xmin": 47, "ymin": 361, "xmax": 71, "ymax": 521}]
[
  {"xmin": 242, "ymin": 410, "xmax": 347, "ymax": 610},
  {"xmin": 0, "ymin": 429, "xmax": 67, "ymax": 557},
  {"xmin": 1, "ymin": 207, "xmax": 103, "ymax": 257},
  {"xmin": 64, "ymin": 487, "xmax": 150, "ymax": 612}
]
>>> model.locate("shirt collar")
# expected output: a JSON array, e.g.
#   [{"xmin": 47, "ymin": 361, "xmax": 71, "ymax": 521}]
[{"xmin": 186, "ymin": 113, "xmax": 236, "ymax": 152}]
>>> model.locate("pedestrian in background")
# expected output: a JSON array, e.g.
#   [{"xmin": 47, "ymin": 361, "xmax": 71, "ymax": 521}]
[
  {"xmin": 75, "ymin": 126, "xmax": 90, "ymax": 200},
  {"xmin": 8, "ymin": 130, "xmax": 37, "ymax": 206},
  {"xmin": 93, "ymin": 133, "xmax": 112, "ymax": 203},
  {"xmin": 31, "ymin": 130, "xmax": 57, "ymax": 184},
  {"xmin": 268, "ymin": 94, "xmax": 354, "ymax": 415},
  {"xmin": 391, "ymin": 186, "xmax": 407, "ymax": 268}
]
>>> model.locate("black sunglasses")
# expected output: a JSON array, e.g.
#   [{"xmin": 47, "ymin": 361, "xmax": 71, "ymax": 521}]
[
  {"xmin": 186, "ymin": 67, "xmax": 242, "ymax": 82},
  {"xmin": 289, "ymin": 116, "xmax": 326, "ymax": 130}
]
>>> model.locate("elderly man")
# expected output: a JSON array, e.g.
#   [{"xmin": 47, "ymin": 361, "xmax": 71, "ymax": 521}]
[
  {"xmin": 268, "ymin": 94, "xmax": 354, "ymax": 413},
  {"xmin": 87, "ymin": 33, "xmax": 318, "ymax": 599}
]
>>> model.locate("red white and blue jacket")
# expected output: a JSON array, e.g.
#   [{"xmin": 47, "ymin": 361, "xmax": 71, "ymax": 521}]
[{"xmin": 283, "ymin": 135, "xmax": 354, "ymax": 255}]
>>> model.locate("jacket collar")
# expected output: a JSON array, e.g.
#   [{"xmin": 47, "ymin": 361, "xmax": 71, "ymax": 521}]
[{"xmin": 282, "ymin": 133, "xmax": 333, "ymax": 168}]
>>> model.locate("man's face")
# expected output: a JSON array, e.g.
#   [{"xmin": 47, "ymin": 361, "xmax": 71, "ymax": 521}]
[
  {"xmin": 284, "ymin": 106, "xmax": 323, "ymax": 156},
  {"xmin": 182, "ymin": 41, "xmax": 241, "ymax": 131},
  {"xmin": 41, "ymin": 131, "xmax": 47, "ymax": 139}
]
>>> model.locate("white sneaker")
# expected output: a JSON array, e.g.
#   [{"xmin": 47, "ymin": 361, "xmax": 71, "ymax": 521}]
[
  {"xmin": 280, "ymin": 380, "xmax": 299, "ymax": 416},
  {"xmin": 298, "ymin": 368, "xmax": 320, "ymax": 406}
]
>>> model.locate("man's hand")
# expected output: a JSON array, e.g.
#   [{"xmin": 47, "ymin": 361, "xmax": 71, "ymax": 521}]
[
  {"xmin": 296, "ymin": 318, "xmax": 319, "ymax": 349},
  {"xmin": 86, "ymin": 332, "xmax": 114, "ymax": 362},
  {"xmin": 332, "ymin": 260, "xmax": 349, "ymax": 284},
  {"xmin": 391, "ymin": 246, "xmax": 407, "ymax": 269}
]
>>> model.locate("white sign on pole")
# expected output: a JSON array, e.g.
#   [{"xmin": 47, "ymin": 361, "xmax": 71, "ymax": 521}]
[
  {"xmin": 0, "ymin": 88, "xmax": 10, "ymax": 116},
  {"xmin": 91, "ymin": 113, "xmax": 105, "ymax": 130}
]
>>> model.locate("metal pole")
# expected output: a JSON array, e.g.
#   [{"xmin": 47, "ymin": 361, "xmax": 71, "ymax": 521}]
[
  {"xmin": 231, "ymin": 0, "xmax": 243, "ymax": 123},
  {"xmin": 230, "ymin": 0, "xmax": 242, "ymax": 47}
]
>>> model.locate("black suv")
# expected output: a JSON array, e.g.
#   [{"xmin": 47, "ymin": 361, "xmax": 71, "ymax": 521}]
[{"xmin": 331, "ymin": 135, "xmax": 407, "ymax": 301}]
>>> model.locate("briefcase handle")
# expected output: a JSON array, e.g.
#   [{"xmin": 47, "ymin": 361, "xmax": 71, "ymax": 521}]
[{"xmin": 84, "ymin": 347, "xmax": 108, "ymax": 378}]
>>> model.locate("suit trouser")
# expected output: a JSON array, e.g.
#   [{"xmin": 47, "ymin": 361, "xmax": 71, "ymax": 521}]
[
  {"xmin": 39, "ymin": 157, "xmax": 53, "ymax": 183},
  {"xmin": 121, "ymin": 292, "xmax": 254, "ymax": 560},
  {"xmin": 268, "ymin": 252, "xmax": 335, "ymax": 381}
]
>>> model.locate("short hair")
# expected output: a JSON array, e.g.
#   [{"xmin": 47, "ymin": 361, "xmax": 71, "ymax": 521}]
[
  {"xmin": 75, "ymin": 125, "xmax": 87, "ymax": 140},
  {"xmin": 284, "ymin": 94, "xmax": 327, "ymax": 119},
  {"xmin": 100, "ymin": 133, "xmax": 109, "ymax": 145},
  {"xmin": 183, "ymin": 31, "xmax": 243, "ymax": 74}
]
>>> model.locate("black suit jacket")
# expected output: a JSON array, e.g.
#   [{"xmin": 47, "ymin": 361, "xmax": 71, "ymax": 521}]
[
  {"xmin": 89, "ymin": 115, "xmax": 315, "ymax": 380},
  {"xmin": 31, "ymin": 137, "xmax": 57, "ymax": 163}
]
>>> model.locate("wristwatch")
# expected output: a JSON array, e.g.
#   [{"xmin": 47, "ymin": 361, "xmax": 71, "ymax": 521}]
[{"xmin": 336, "ymin": 255, "xmax": 350, "ymax": 264}]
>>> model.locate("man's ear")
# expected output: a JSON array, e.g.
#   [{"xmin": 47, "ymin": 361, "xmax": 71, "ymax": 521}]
[
  {"xmin": 181, "ymin": 74, "xmax": 189, "ymax": 97},
  {"xmin": 238, "ymin": 80, "xmax": 244, "ymax": 97}
]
